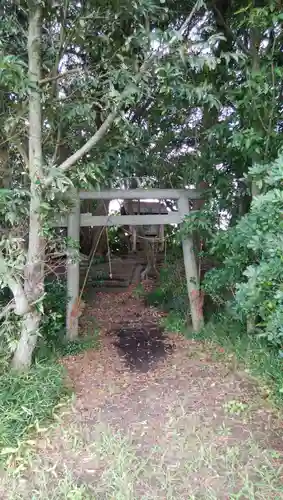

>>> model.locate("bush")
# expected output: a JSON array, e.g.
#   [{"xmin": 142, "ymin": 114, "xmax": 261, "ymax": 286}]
[
  {"xmin": 0, "ymin": 288, "xmax": 21, "ymax": 373},
  {"xmin": 0, "ymin": 279, "xmax": 68, "ymax": 369},
  {"xmin": 145, "ymin": 259, "xmax": 189, "ymax": 314},
  {"xmin": 40, "ymin": 279, "xmax": 67, "ymax": 351},
  {"xmin": 37, "ymin": 279, "xmax": 100, "ymax": 359},
  {"xmin": 202, "ymin": 153, "xmax": 283, "ymax": 346},
  {"xmin": 160, "ymin": 311, "xmax": 187, "ymax": 333}
]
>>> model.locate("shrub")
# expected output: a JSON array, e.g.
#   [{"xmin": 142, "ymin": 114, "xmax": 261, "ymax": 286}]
[
  {"xmin": 202, "ymin": 153, "xmax": 283, "ymax": 346},
  {"xmin": 0, "ymin": 288, "xmax": 21, "ymax": 373},
  {"xmin": 145, "ymin": 259, "xmax": 189, "ymax": 314},
  {"xmin": 37, "ymin": 279, "xmax": 100, "ymax": 359},
  {"xmin": 36, "ymin": 279, "xmax": 67, "ymax": 356}
]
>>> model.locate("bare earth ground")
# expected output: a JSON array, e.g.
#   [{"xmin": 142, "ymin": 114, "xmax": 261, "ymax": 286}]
[{"xmin": 2, "ymin": 284, "xmax": 283, "ymax": 499}]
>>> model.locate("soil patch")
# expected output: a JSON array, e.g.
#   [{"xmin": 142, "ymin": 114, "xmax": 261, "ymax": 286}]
[{"xmin": 112, "ymin": 323, "xmax": 174, "ymax": 371}]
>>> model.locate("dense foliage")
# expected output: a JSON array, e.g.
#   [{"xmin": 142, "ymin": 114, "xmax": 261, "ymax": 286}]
[
  {"xmin": 202, "ymin": 154, "xmax": 283, "ymax": 345},
  {"xmin": 0, "ymin": 0, "xmax": 282, "ymax": 446}
]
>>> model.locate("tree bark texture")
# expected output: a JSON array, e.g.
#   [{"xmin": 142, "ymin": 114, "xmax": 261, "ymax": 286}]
[{"xmin": 12, "ymin": 5, "xmax": 44, "ymax": 370}]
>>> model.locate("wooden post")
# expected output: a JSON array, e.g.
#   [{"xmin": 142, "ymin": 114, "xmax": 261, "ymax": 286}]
[
  {"xmin": 178, "ymin": 195, "xmax": 204, "ymax": 332},
  {"xmin": 132, "ymin": 226, "xmax": 137, "ymax": 253},
  {"xmin": 66, "ymin": 193, "xmax": 80, "ymax": 340},
  {"xmin": 159, "ymin": 224, "xmax": 164, "ymax": 252}
]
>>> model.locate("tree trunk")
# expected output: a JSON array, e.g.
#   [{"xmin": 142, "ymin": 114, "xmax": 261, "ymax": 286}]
[
  {"xmin": 191, "ymin": 180, "xmax": 208, "ymax": 269},
  {"xmin": 87, "ymin": 200, "xmax": 110, "ymax": 257},
  {"xmin": 12, "ymin": 4, "xmax": 44, "ymax": 370},
  {"xmin": 12, "ymin": 311, "xmax": 41, "ymax": 370},
  {"xmin": 245, "ymin": 19, "xmax": 262, "ymax": 332},
  {"xmin": 141, "ymin": 239, "xmax": 159, "ymax": 280}
]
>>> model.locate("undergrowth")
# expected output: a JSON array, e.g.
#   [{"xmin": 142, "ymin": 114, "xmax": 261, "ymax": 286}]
[
  {"xmin": 36, "ymin": 279, "xmax": 99, "ymax": 360},
  {"xmin": 0, "ymin": 362, "xmax": 68, "ymax": 457},
  {"xmin": 197, "ymin": 314, "xmax": 283, "ymax": 404},
  {"xmin": 148, "ymin": 248, "xmax": 283, "ymax": 407},
  {"xmin": 36, "ymin": 334, "xmax": 100, "ymax": 361},
  {"xmin": 165, "ymin": 310, "xmax": 283, "ymax": 406},
  {"xmin": 39, "ymin": 279, "xmax": 67, "ymax": 352},
  {"xmin": 145, "ymin": 258, "xmax": 188, "ymax": 313},
  {"xmin": 0, "ymin": 279, "xmax": 99, "ymax": 460}
]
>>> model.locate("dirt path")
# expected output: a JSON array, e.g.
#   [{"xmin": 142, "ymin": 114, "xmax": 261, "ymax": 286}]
[{"xmin": 4, "ymin": 286, "xmax": 283, "ymax": 499}]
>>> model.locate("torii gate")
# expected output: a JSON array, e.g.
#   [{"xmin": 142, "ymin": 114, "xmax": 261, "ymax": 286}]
[{"xmin": 55, "ymin": 188, "xmax": 203, "ymax": 339}]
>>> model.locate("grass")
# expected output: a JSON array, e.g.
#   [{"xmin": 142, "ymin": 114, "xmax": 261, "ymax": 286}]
[
  {"xmin": 36, "ymin": 331, "xmax": 100, "ymax": 361},
  {"xmin": 164, "ymin": 310, "xmax": 283, "ymax": 407},
  {"xmin": 0, "ymin": 328, "xmax": 101, "ymax": 464},
  {"xmin": 4, "ymin": 471, "xmax": 94, "ymax": 499},
  {"xmin": 1, "ymin": 275, "xmax": 283, "ymax": 497},
  {"xmin": 0, "ymin": 362, "xmax": 68, "ymax": 459},
  {"xmin": 0, "ymin": 278, "xmax": 101, "ymax": 466},
  {"xmin": 2, "ymin": 415, "xmax": 283, "ymax": 499},
  {"xmin": 150, "ymin": 255, "xmax": 283, "ymax": 407},
  {"xmin": 2, "ymin": 424, "xmax": 145, "ymax": 499}
]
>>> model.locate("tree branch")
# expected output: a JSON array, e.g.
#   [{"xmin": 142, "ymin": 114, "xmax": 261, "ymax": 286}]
[
  {"xmin": 45, "ymin": 4, "xmax": 200, "ymax": 185},
  {"xmin": 46, "ymin": 108, "xmax": 118, "ymax": 185},
  {"xmin": 0, "ymin": 301, "xmax": 15, "ymax": 321},
  {"xmin": 39, "ymin": 67, "xmax": 83, "ymax": 85},
  {"xmin": 51, "ymin": 0, "xmax": 69, "ymax": 96},
  {"xmin": 52, "ymin": 125, "xmax": 62, "ymax": 164},
  {"xmin": 15, "ymin": 140, "xmax": 29, "ymax": 167},
  {"xmin": 212, "ymin": 5, "xmax": 250, "ymax": 56}
]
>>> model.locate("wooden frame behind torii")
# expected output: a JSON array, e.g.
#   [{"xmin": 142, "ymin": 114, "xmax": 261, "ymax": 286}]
[{"xmin": 121, "ymin": 199, "xmax": 167, "ymax": 253}]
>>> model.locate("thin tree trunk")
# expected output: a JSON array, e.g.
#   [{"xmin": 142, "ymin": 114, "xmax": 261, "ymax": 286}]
[
  {"xmin": 12, "ymin": 4, "xmax": 44, "ymax": 370},
  {"xmin": 86, "ymin": 200, "xmax": 110, "ymax": 257},
  {"xmin": 245, "ymin": 19, "xmax": 262, "ymax": 333},
  {"xmin": 250, "ymin": 22, "xmax": 261, "ymax": 198},
  {"xmin": 191, "ymin": 180, "xmax": 208, "ymax": 270}
]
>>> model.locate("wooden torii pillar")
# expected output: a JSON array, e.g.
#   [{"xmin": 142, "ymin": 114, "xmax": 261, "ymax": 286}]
[
  {"xmin": 63, "ymin": 189, "xmax": 204, "ymax": 339},
  {"xmin": 66, "ymin": 193, "xmax": 80, "ymax": 340},
  {"xmin": 178, "ymin": 194, "xmax": 204, "ymax": 333}
]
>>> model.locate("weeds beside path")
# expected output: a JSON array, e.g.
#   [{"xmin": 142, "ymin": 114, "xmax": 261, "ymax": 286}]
[{"xmin": 1, "ymin": 285, "xmax": 283, "ymax": 499}]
